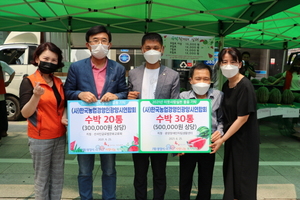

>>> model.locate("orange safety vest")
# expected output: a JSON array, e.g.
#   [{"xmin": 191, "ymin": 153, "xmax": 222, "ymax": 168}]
[{"xmin": 27, "ymin": 70, "xmax": 66, "ymax": 139}]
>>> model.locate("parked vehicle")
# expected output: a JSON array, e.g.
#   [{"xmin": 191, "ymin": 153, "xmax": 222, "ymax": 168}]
[{"xmin": 2, "ymin": 43, "xmax": 38, "ymax": 120}]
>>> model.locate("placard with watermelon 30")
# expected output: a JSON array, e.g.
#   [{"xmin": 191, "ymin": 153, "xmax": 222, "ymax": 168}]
[{"xmin": 139, "ymin": 99, "xmax": 212, "ymax": 153}]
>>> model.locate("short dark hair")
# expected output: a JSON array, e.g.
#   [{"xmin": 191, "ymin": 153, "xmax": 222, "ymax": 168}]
[
  {"xmin": 142, "ymin": 33, "xmax": 163, "ymax": 46},
  {"xmin": 31, "ymin": 42, "xmax": 64, "ymax": 68},
  {"xmin": 242, "ymin": 51, "xmax": 251, "ymax": 57},
  {"xmin": 189, "ymin": 62, "xmax": 212, "ymax": 79},
  {"xmin": 218, "ymin": 47, "xmax": 242, "ymax": 65},
  {"xmin": 85, "ymin": 25, "xmax": 112, "ymax": 43}
]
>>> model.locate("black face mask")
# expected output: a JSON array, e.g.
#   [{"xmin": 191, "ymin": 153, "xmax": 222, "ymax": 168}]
[{"xmin": 38, "ymin": 61, "xmax": 58, "ymax": 74}]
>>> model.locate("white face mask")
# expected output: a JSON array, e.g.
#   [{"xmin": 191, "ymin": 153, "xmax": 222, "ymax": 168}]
[
  {"xmin": 90, "ymin": 43, "xmax": 109, "ymax": 59},
  {"xmin": 191, "ymin": 82, "xmax": 210, "ymax": 96},
  {"xmin": 143, "ymin": 50, "xmax": 161, "ymax": 64},
  {"xmin": 221, "ymin": 64, "xmax": 239, "ymax": 78}
]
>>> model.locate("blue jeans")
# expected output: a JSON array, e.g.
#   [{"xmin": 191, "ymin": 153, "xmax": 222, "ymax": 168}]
[{"xmin": 77, "ymin": 154, "xmax": 116, "ymax": 200}]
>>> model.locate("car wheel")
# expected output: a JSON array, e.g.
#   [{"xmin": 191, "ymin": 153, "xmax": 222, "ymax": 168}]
[{"xmin": 6, "ymin": 95, "xmax": 21, "ymax": 121}]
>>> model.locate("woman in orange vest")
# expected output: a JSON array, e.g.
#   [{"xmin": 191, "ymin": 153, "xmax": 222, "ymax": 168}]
[{"xmin": 19, "ymin": 42, "xmax": 67, "ymax": 200}]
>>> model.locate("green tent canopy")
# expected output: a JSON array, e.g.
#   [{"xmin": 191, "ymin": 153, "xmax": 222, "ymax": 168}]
[
  {"xmin": 0, "ymin": 0, "xmax": 299, "ymax": 38},
  {"xmin": 223, "ymin": 4, "xmax": 300, "ymax": 49}
]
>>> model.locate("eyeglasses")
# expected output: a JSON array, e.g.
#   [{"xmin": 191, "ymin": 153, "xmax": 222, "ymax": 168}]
[{"xmin": 89, "ymin": 38, "xmax": 109, "ymax": 45}]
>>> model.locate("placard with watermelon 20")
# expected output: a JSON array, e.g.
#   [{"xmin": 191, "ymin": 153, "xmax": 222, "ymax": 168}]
[{"xmin": 67, "ymin": 100, "xmax": 139, "ymax": 154}]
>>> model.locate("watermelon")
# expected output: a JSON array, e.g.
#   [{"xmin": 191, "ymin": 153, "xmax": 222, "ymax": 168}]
[
  {"xmin": 134, "ymin": 136, "xmax": 139, "ymax": 145},
  {"xmin": 260, "ymin": 77, "xmax": 268, "ymax": 84},
  {"xmin": 293, "ymin": 92, "xmax": 300, "ymax": 99},
  {"xmin": 294, "ymin": 96, "xmax": 300, "ymax": 103},
  {"xmin": 269, "ymin": 88, "xmax": 282, "ymax": 104},
  {"xmin": 274, "ymin": 73, "xmax": 283, "ymax": 78},
  {"xmin": 263, "ymin": 80, "xmax": 271, "ymax": 85},
  {"xmin": 70, "ymin": 141, "xmax": 76, "ymax": 151},
  {"xmin": 128, "ymin": 145, "xmax": 139, "ymax": 151},
  {"xmin": 197, "ymin": 126, "xmax": 210, "ymax": 139},
  {"xmin": 278, "ymin": 79, "xmax": 285, "ymax": 86},
  {"xmin": 256, "ymin": 86, "xmax": 269, "ymax": 103},
  {"xmin": 187, "ymin": 137, "xmax": 207, "ymax": 150},
  {"xmin": 251, "ymin": 79, "xmax": 260, "ymax": 84},
  {"xmin": 267, "ymin": 76, "xmax": 277, "ymax": 83},
  {"xmin": 281, "ymin": 89, "xmax": 295, "ymax": 104}
]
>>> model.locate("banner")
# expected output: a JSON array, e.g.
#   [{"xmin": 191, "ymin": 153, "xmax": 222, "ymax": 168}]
[
  {"xmin": 68, "ymin": 100, "xmax": 139, "ymax": 154},
  {"xmin": 68, "ymin": 99, "xmax": 212, "ymax": 154},
  {"xmin": 139, "ymin": 99, "xmax": 211, "ymax": 153},
  {"xmin": 161, "ymin": 34, "xmax": 215, "ymax": 60}
]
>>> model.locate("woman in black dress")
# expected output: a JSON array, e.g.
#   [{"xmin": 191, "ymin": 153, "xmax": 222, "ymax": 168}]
[{"xmin": 210, "ymin": 47, "xmax": 259, "ymax": 200}]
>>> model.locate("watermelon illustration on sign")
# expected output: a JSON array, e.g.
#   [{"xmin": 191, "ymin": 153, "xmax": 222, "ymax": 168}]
[
  {"xmin": 128, "ymin": 145, "xmax": 138, "ymax": 151},
  {"xmin": 197, "ymin": 126, "xmax": 210, "ymax": 139},
  {"xmin": 186, "ymin": 126, "xmax": 210, "ymax": 150},
  {"xmin": 134, "ymin": 136, "xmax": 139, "ymax": 145},
  {"xmin": 69, "ymin": 141, "xmax": 84, "ymax": 152},
  {"xmin": 118, "ymin": 135, "xmax": 139, "ymax": 152},
  {"xmin": 187, "ymin": 137, "xmax": 206, "ymax": 150},
  {"xmin": 70, "ymin": 141, "xmax": 76, "ymax": 151}
]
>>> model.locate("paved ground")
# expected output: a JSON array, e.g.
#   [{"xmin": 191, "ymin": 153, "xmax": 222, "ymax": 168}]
[{"xmin": 0, "ymin": 117, "xmax": 300, "ymax": 200}]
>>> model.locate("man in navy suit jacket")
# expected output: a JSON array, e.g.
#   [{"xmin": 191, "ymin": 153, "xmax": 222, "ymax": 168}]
[
  {"xmin": 128, "ymin": 33, "xmax": 180, "ymax": 200},
  {"xmin": 64, "ymin": 25, "xmax": 128, "ymax": 200}
]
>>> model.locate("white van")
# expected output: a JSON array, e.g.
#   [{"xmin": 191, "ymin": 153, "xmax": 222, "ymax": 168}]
[
  {"xmin": 2, "ymin": 31, "xmax": 141, "ymax": 120},
  {"xmin": 2, "ymin": 43, "xmax": 38, "ymax": 120},
  {"xmin": 1, "ymin": 32, "xmax": 40, "ymax": 120}
]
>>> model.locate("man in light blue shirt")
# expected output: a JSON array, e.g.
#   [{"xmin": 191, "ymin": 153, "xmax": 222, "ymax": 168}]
[{"xmin": 178, "ymin": 62, "xmax": 223, "ymax": 200}]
